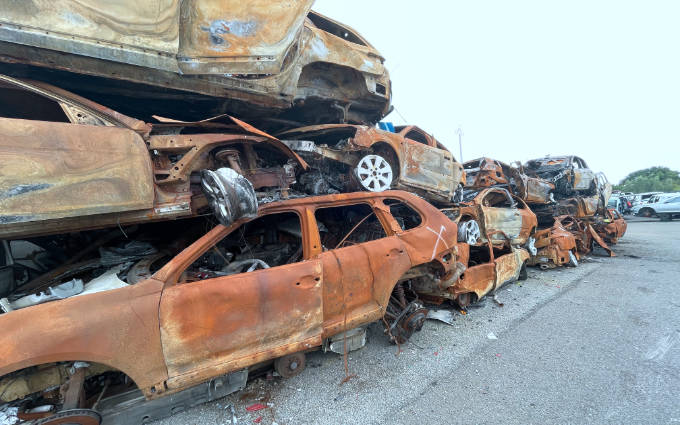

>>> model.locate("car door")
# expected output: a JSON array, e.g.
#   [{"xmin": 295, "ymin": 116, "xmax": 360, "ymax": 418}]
[
  {"xmin": 312, "ymin": 201, "xmax": 412, "ymax": 337},
  {"xmin": 494, "ymin": 248, "xmax": 529, "ymax": 290},
  {"xmin": 657, "ymin": 196, "xmax": 680, "ymax": 213},
  {"xmin": 571, "ymin": 157, "xmax": 596, "ymax": 192},
  {"xmin": 158, "ymin": 212, "xmax": 323, "ymax": 390},
  {"xmin": 479, "ymin": 190, "xmax": 527, "ymax": 245},
  {"xmin": 399, "ymin": 128, "xmax": 458, "ymax": 198},
  {"xmin": 0, "ymin": 82, "xmax": 154, "ymax": 228}
]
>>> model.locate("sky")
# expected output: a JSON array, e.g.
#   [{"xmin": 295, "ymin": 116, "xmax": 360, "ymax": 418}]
[{"xmin": 313, "ymin": 0, "xmax": 679, "ymax": 184}]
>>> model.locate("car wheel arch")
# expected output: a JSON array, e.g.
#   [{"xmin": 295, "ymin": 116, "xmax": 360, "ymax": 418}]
[
  {"xmin": 0, "ymin": 360, "xmax": 144, "ymax": 401},
  {"xmin": 369, "ymin": 141, "xmax": 401, "ymax": 178}
]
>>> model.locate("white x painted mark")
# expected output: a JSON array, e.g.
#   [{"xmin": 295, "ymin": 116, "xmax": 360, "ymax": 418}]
[{"xmin": 426, "ymin": 225, "xmax": 449, "ymax": 260}]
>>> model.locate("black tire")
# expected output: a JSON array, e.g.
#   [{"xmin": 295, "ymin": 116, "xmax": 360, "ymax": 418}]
[
  {"xmin": 660, "ymin": 213, "xmax": 672, "ymax": 222},
  {"xmin": 639, "ymin": 208, "xmax": 653, "ymax": 218}
]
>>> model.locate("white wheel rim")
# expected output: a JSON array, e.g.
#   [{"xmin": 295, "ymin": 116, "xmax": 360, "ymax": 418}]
[
  {"xmin": 458, "ymin": 220, "xmax": 481, "ymax": 244},
  {"xmin": 355, "ymin": 154, "xmax": 393, "ymax": 192}
]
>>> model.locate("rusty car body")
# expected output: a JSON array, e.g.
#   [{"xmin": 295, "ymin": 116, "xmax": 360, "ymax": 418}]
[
  {"xmin": 522, "ymin": 156, "xmax": 612, "ymax": 202},
  {"xmin": 0, "ymin": 1, "xmax": 390, "ymax": 128},
  {"xmin": 556, "ymin": 215, "xmax": 616, "ymax": 257},
  {"xmin": 527, "ymin": 219, "xmax": 579, "ymax": 269},
  {"xmin": 442, "ymin": 188, "xmax": 537, "ymax": 248},
  {"xmin": 463, "ymin": 157, "xmax": 555, "ymax": 204},
  {"xmin": 0, "ymin": 73, "xmax": 309, "ymax": 239},
  {"xmin": 593, "ymin": 209, "xmax": 627, "ymax": 245},
  {"xmin": 0, "ymin": 191, "xmax": 460, "ymax": 424},
  {"xmin": 411, "ymin": 235, "xmax": 530, "ymax": 308},
  {"xmin": 277, "ymin": 124, "xmax": 465, "ymax": 204}
]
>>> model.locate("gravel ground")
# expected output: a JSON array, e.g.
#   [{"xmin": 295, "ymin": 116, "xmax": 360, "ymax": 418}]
[{"xmin": 155, "ymin": 217, "xmax": 680, "ymax": 425}]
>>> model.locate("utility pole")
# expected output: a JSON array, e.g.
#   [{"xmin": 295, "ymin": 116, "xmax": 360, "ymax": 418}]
[{"xmin": 455, "ymin": 126, "xmax": 464, "ymax": 162}]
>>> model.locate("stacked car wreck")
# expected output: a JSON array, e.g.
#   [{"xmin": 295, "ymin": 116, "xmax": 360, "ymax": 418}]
[
  {"xmin": 0, "ymin": 2, "xmax": 627, "ymax": 424},
  {"xmin": 462, "ymin": 155, "xmax": 623, "ymax": 269}
]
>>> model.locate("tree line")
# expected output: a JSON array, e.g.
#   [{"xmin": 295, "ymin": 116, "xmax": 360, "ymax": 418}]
[{"xmin": 614, "ymin": 166, "xmax": 680, "ymax": 193}]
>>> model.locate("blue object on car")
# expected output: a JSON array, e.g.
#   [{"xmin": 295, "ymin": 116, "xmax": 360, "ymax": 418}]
[{"xmin": 378, "ymin": 122, "xmax": 395, "ymax": 133}]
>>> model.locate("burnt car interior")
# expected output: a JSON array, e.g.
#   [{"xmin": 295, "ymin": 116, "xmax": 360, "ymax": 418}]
[
  {"xmin": 183, "ymin": 212, "xmax": 303, "ymax": 281},
  {"xmin": 315, "ymin": 204, "xmax": 386, "ymax": 249},
  {"xmin": 0, "ymin": 218, "xmax": 215, "ymax": 310}
]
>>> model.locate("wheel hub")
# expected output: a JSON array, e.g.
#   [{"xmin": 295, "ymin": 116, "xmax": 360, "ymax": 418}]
[{"xmin": 354, "ymin": 154, "xmax": 393, "ymax": 192}]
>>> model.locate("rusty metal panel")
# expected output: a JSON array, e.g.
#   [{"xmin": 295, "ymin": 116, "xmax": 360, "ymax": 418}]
[
  {"xmin": 177, "ymin": 0, "xmax": 314, "ymax": 74},
  {"xmin": 0, "ymin": 118, "xmax": 154, "ymax": 226},
  {"xmin": 318, "ymin": 238, "xmax": 411, "ymax": 338},
  {"xmin": 495, "ymin": 248, "xmax": 529, "ymax": 289},
  {"xmin": 400, "ymin": 141, "xmax": 458, "ymax": 198},
  {"xmin": 482, "ymin": 207, "xmax": 524, "ymax": 244},
  {"xmin": 528, "ymin": 222, "xmax": 577, "ymax": 268},
  {"xmin": 159, "ymin": 259, "xmax": 323, "ymax": 382},
  {"xmin": 523, "ymin": 177, "xmax": 554, "ymax": 204},
  {"xmin": 572, "ymin": 168, "xmax": 596, "ymax": 191},
  {"xmin": 0, "ymin": 0, "xmax": 181, "ymax": 70},
  {"xmin": 0, "ymin": 279, "xmax": 168, "ymax": 395},
  {"xmin": 454, "ymin": 263, "xmax": 495, "ymax": 299}
]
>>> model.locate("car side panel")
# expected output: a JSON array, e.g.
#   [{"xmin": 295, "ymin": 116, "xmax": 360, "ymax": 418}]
[
  {"xmin": 318, "ymin": 237, "xmax": 411, "ymax": 338},
  {"xmin": 0, "ymin": 118, "xmax": 154, "ymax": 225},
  {"xmin": 159, "ymin": 260, "xmax": 323, "ymax": 388},
  {"xmin": 399, "ymin": 141, "xmax": 458, "ymax": 199},
  {"xmin": 495, "ymin": 249, "xmax": 529, "ymax": 289},
  {"xmin": 572, "ymin": 169, "xmax": 596, "ymax": 191},
  {"xmin": 0, "ymin": 279, "xmax": 167, "ymax": 395},
  {"xmin": 481, "ymin": 206, "xmax": 526, "ymax": 245}
]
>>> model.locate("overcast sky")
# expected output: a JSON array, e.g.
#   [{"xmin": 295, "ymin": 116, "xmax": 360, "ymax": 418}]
[{"xmin": 314, "ymin": 0, "xmax": 679, "ymax": 184}]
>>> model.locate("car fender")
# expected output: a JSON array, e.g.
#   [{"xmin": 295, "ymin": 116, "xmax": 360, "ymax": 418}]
[{"xmin": 0, "ymin": 279, "xmax": 167, "ymax": 396}]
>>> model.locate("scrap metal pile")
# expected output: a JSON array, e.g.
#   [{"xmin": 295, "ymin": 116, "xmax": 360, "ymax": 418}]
[{"xmin": 0, "ymin": 2, "xmax": 626, "ymax": 424}]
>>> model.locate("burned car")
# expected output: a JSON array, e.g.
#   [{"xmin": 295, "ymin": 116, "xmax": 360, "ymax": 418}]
[
  {"xmin": 411, "ymin": 233, "xmax": 529, "ymax": 308},
  {"xmin": 0, "ymin": 191, "xmax": 461, "ymax": 424},
  {"xmin": 593, "ymin": 209, "xmax": 628, "ymax": 245},
  {"xmin": 442, "ymin": 188, "xmax": 537, "ymax": 249},
  {"xmin": 522, "ymin": 156, "xmax": 612, "ymax": 202},
  {"xmin": 0, "ymin": 1, "xmax": 390, "ymax": 129},
  {"xmin": 277, "ymin": 124, "xmax": 465, "ymax": 204},
  {"xmin": 463, "ymin": 157, "xmax": 554, "ymax": 204},
  {"xmin": 557, "ymin": 215, "xmax": 616, "ymax": 258},
  {"xmin": 0, "ymin": 74, "xmax": 309, "ymax": 239},
  {"xmin": 527, "ymin": 220, "xmax": 579, "ymax": 269}
]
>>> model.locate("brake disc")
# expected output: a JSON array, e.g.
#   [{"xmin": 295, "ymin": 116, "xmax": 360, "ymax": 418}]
[{"xmin": 35, "ymin": 409, "xmax": 101, "ymax": 425}]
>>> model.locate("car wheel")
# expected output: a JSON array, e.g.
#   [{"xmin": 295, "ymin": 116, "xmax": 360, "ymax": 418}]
[
  {"xmin": 200, "ymin": 168, "xmax": 257, "ymax": 226},
  {"xmin": 274, "ymin": 352, "xmax": 306, "ymax": 378},
  {"xmin": 660, "ymin": 213, "xmax": 672, "ymax": 221},
  {"xmin": 354, "ymin": 154, "xmax": 393, "ymax": 192},
  {"xmin": 457, "ymin": 219, "xmax": 481, "ymax": 245}
]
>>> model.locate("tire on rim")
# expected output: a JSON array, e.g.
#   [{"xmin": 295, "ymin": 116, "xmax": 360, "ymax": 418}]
[
  {"xmin": 457, "ymin": 219, "xmax": 481, "ymax": 245},
  {"xmin": 354, "ymin": 154, "xmax": 394, "ymax": 192},
  {"xmin": 200, "ymin": 168, "xmax": 257, "ymax": 226}
]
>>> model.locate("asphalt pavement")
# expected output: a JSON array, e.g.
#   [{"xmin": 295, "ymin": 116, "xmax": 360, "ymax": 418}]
[{"xmin": 156, "ymin": 217, "xmax": 680, "ymax": 425}]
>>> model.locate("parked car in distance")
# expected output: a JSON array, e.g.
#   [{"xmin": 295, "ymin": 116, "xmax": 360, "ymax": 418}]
[
  {"xmin": 278, "ymin": 124, "xmax": 465, "ymax": 204},
  {"xmin": 635, "ymin": 195, "xmax": 680, "ymax": 220},
  {"xmin": 0, "ymin": 73, "xmax": 308, "ymax": 239},
  {"xmin": 0, "ymin": 191, "xmax": 460, "ymax": 424}
]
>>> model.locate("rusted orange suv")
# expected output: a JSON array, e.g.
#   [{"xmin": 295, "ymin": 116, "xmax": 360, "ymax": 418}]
[{"xmin": 0, "ymin": 191, "xmax": 459, "ymax": 424}]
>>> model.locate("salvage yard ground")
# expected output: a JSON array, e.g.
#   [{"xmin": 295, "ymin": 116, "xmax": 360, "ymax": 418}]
[{"xmin": 156, "ymin": 217, "xmax": 680, "ymax": 425}]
